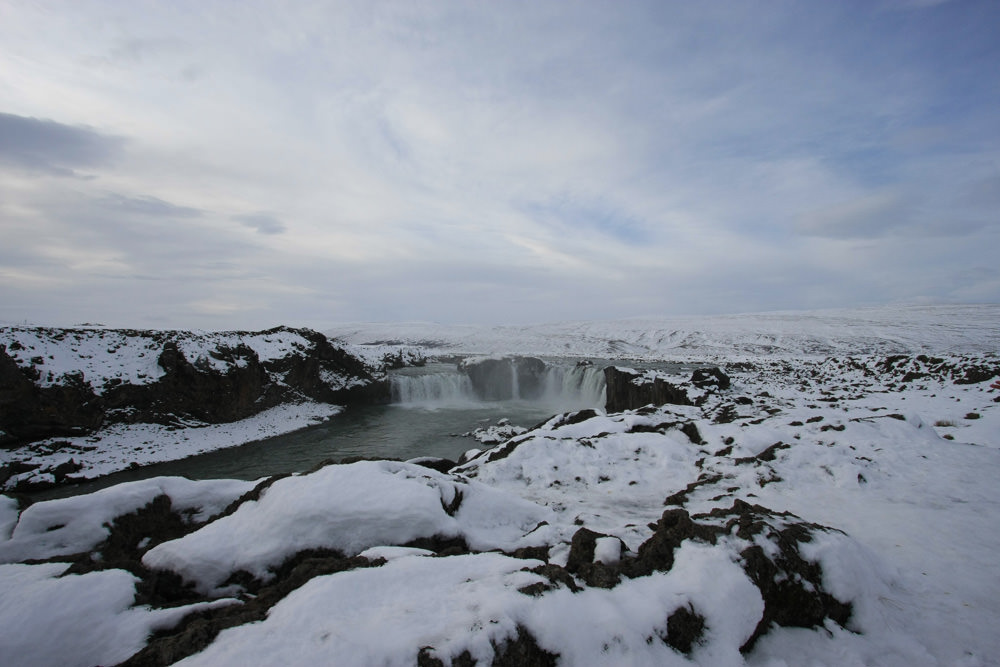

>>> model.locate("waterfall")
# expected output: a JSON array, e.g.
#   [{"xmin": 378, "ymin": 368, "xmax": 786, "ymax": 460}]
[
  {"xmin": 390, "ymin": 359, "xmax": 606, "ymax": 410},
  {"xmin": 510, "ymin": 358, "xmax": 520, "ymax": 400},
  {"xmin": 390, "ymin": 372, "xmax": 476, "ymax": 406},
  {"xmin": 539, "ymin": 363, "xmax": 607, "ymax": 409}
]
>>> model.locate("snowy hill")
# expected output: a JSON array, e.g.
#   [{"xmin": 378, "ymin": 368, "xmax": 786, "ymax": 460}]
[{"xmin": 327, "ymin": 304, "xmax": 1000, "ymax": 359}]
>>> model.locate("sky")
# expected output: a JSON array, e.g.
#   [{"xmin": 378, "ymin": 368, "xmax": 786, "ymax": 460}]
[{"xmin": 1, "ymin": 0, "xmax": 998, "ymax": 330}]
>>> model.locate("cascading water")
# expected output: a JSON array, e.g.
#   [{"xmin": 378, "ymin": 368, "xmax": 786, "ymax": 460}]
[
  {"xmin": 389, "ymin": 369, "xmax": 476, "ymax": 406},
  {"xmin": 510, "ymin": 358, "xmax": 520, "ymax": 400},
  {"xmin": 389, "ymin": 358, "xmax": 606, "ymax": 410},
  {"xmin": 539, "ymin": 363, "xmax": 607, "ymax": 409}
]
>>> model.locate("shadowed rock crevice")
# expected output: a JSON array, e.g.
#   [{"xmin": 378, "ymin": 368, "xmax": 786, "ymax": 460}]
[
  {"xmin": 417, "ymin": 625, "xmax": 558, "ymax": 667},
  {"xmin": 565, "ymin": 527, "xmax": 625, "ymax": 589},
  {"xmin": 661, "ymin": 604, "xmax": 706, "ymax": 654},
  {"xmin": 62, "ymin": 495, "xmax": 198, "ymax": 579}
]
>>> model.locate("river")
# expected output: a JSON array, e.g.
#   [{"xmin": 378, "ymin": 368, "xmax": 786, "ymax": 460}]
[{"xmin": 29, "ymin": 357, "xmax": 687, "ymax": 501}]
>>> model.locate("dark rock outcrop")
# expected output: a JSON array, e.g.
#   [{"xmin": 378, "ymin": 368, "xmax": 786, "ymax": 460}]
[
  {"xmin": 417, "ymin": 626, "xmax": 558, "ymax": 667},
  {"xmin": 122, "ymin": 552, "xmax": 382, "ymax": 667},
  {"xmin": 690, "ymin": 367, "xmax": 731, "ymax": 391},
  {"xmin": 623, "ymin": 508, "xmax": 720, "ymax": 577},
  {"xmin": 458, "ymin": 356, "xmax": 548, "ymax": 401},
  {"xmin": 577, "ymin": 500, "xmax": 855, "ymax": 652},
  {"xmin": 103, "ymin": 341, "xmax": 272, "ymax": 425},
  {"xmin": 0, "ymin": 346, "xmax": 104, "ymax": 444},
  {"xmin": 603, "ymin": 366, "xmax": 730, "ymax": 412},
  {"xmin": 662, "ymin": 605, "xmax": 706, "ymax": 654},
  {"xmin": 710, "ymin": 501, "xmax": 853, "ymax": 652},
  {"xmin": 0, "ymin": 326, "xmax": 388, "ymax": 448},
  {"xmin": 603, "ymin": 367, "xmax": 693, "ymax": 412}
]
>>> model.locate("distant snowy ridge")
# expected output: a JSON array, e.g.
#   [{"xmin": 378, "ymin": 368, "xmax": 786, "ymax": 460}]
[{"xmin": 327, "ymin": 304, "xmax": 1000, "ymax": 359}]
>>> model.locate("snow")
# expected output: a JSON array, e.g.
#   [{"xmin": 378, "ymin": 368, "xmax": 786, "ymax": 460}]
[
  {"xmin": 318, "ymin": 368, "xmax": 367, "ymax": 390},
  {"xmin": 0, "ymin": 401, "xmax": 341, "ymax": 491},
  {"xmin": 1, "ymin": 327, "xmax": 166, "ymax": 391},
  {"xmin": 0, "ymin": 562, "xmax": 238, "ymax": 667},
  {"xmin": 593, "ymin": 536, "xmax": 622, "ymax": 564},
  {"xmin": 338, "ymin": 342, "xmax": 427, "ymax": 372},
  {"xmin": 0, "ymin": 496, "xmax": 17, "ymax": 541},
  {"xmin": 327, "ymin": 304, "xmax": 1000, "ymax": 360},
  {"xmin": 357, "ymin": 545, "xmax": 435, "ymax": 561},
  {"xmin": 1, "ymin": 305, "xmax": 999, "ymax": 664},
  {"xmin": 141, "ymin": 460, "xmax": 552, "ymax": 594},
  {"xmin": 0, "ymin": 476, "xmax": 256, "ymax": 563},
  {"xmin": 455, "ymin": 413, "xmax": 705, "ymax": 545},
  {"xmin": 174, "ymin": 545, "xmax": 765, "ymax": 667},
  {"xmin": 175, "ymin": 552, "xmax": 545, "ymax": 667},
  {"xmin": 463, "ymin": 418, "xmax": 528, "ymax": 444},
  {"xmin": 520, "ymin": 543, "xmax": 765, "ymax": 666},
  {"xmin": 0, "ymin": 326, "xmax": 327, "ymax": 393}
]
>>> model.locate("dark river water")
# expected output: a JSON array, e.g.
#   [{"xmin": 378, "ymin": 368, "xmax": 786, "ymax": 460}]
[
  {"xmin": 31, "ymin": 401, "xmax": 562, "ymax": 501},
  {"xmin": 30, "ymin": 358, "xmax": 688, "ymax": 501}
]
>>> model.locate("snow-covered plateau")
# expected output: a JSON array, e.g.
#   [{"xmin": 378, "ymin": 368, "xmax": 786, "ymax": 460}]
[
  {"xmin": 326, "ymin": 303, "xmax": 1000, "ymax": 360},
  {"xmin": 1, "ymin": 305, "xmax": 999, "ymax": 666}
]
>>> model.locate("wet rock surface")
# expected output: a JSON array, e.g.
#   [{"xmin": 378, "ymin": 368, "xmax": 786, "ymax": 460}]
[{"xmin": 458, "ymin": 356, "xmax": 548, "ymax": 401}]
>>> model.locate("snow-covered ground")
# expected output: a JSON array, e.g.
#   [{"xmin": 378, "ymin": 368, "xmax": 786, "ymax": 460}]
[
  {"xmin": 327, "ymin": 304, "xmax": 1000, "ymax": 360},
  {"xmin": 1, "ymin": 305, "xmax": 999, "ymax": 665}
]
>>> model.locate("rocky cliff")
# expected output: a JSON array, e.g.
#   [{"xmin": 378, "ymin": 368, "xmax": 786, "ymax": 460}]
[
  {"xmin": 603, "ymin": 366, "xmax": 730, "ymax": 412},
  {"xmin": 457, "ymin": 356, "xmax": 548, "ymax": 400},
  {"xmin": 0, "ymin": 326, "xmax": 389, "ymax": 447}
]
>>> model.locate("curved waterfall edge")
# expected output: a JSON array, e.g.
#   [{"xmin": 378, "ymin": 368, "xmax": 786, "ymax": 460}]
[{"xmin": 390, "ymin": 359, "xmax": 607, "ymax": 410}]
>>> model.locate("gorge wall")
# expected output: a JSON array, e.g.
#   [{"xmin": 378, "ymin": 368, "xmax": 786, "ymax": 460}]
[{"xmin": 0, "ymin": 326, "xmax": 389, "ymax": 447}]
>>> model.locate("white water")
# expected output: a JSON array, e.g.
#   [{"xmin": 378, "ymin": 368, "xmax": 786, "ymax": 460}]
[
  {"xmin": 511, "ymin": 361, "xmax": 520, "ymax": 400},
  {"xmin": 390, "ymin": 361, "xmax": 607, "ymax": 411},
  {"xmin": 389, "ymin": 370, "xmax": 478, "ymax": 406},
  {"xmin": 538, "ymin": 363, "xmax": 607, "ymax": 408}
]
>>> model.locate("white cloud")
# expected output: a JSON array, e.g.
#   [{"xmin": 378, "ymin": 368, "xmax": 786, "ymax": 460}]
[{"xmin": 0, "ymin": 1, "xmax": 998, "ymax": 328}]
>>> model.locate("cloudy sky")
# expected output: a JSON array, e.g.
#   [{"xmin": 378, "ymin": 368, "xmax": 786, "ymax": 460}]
[{"xmin": 1, "ymin": 0, "xmax": 998, "ymax": 330}]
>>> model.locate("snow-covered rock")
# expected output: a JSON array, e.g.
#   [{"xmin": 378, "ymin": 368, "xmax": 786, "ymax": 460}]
[
  {"xmin": 0, "ymin": 326, "xmax": 392, "ymax": 492},
  {"xmin": 0, "ymin": 476, "xmax": 256, "ymax": 563},
  {"xmin": 463, "ymin": 418, "xmax": 528, "ymax": 445},
  {"xmin": 2, "ymin": 307, "xmax": 999, "ymax": 665},
  {"xmin": 141, "ymin": 460, "xmax": 552, "ymax": 595},
  {"xmin": 0, "ymin": 326, "xmax": 384, "ymax": 449}
]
